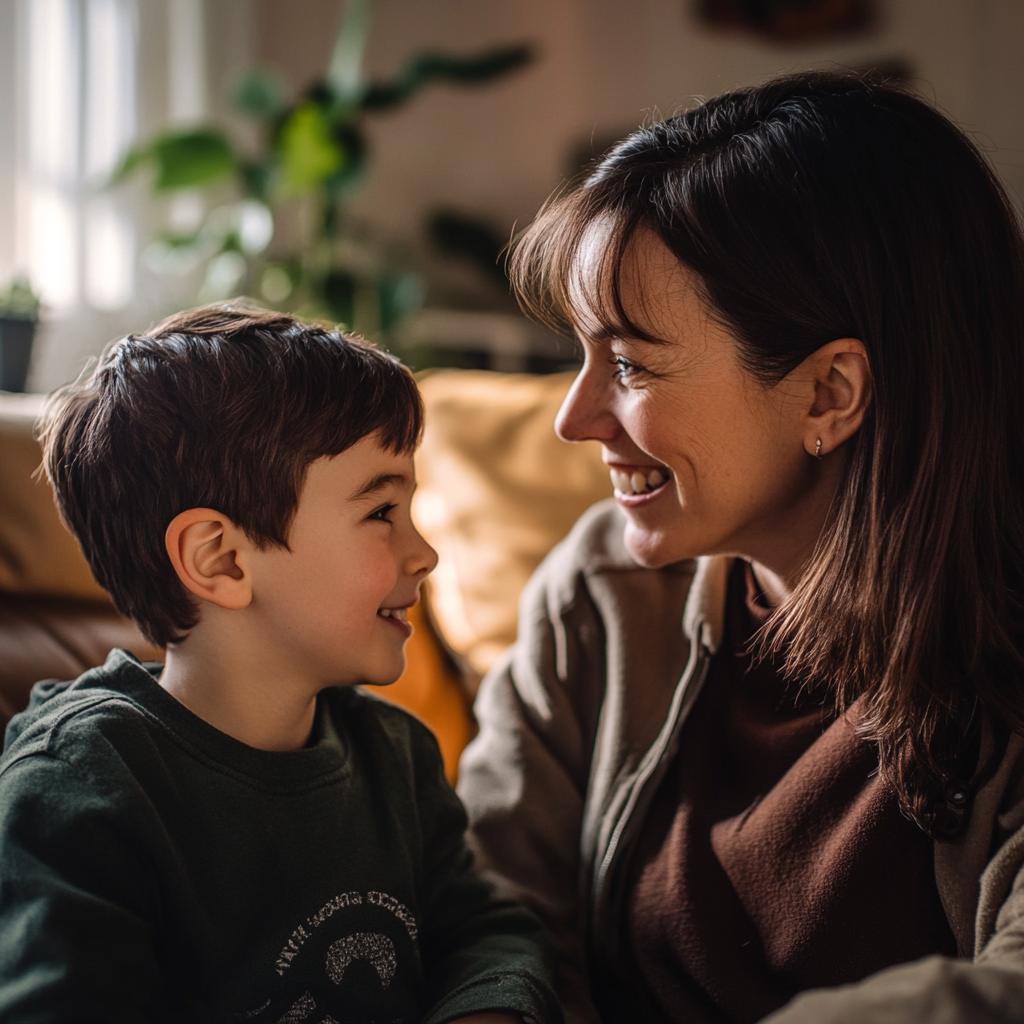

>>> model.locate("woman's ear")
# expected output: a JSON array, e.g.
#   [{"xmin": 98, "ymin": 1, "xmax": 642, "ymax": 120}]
[
  {"xmin": 165, "ymin": 508, "xmax": 253, "ymax": 610},
  {"xmin": 801, "ymin": 338, "xmax": 872, "ymax": 457}
]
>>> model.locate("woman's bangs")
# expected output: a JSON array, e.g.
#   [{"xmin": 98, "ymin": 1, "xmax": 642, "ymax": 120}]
[{"xmin": 510, "ymin": 194, "xmax": 656, "ymax": 344}]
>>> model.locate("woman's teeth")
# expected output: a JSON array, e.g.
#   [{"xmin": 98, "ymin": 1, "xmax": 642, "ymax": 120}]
[
  {"xmin": 611, "ymin": 467, "xmax": 668, "ymax": 495},
  {"xmin": 378, "ymin": 607, "xmax": 408, "ymax": 622}
]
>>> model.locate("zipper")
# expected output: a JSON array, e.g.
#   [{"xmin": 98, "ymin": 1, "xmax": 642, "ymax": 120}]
[{"xmin": 589, "ymin": 635, "xmax": 712, "ymax": 969}]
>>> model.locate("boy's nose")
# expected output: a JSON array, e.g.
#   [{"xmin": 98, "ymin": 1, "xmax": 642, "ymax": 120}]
[{"xmin": 408, "ymin": 530, "xmax": 438, "ymax": 579}]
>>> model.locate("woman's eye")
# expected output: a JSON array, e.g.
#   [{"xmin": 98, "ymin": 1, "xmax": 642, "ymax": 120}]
[
  {"xmin": 368, "ymin": 503, "xmax": 397, "ymax": 523},
  {"xmin": 610, "ymin": 355, "xmax": 642, "ymax": 381}
]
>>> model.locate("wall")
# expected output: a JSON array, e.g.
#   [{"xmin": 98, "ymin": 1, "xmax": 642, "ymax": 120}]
[
  {"xmin": 13, "ymin": 0, "xmax": 1022, "ymax": 388},
  {"xmin": 257, "ymin": 0, "xmax": 1024, "ymax": 251}
]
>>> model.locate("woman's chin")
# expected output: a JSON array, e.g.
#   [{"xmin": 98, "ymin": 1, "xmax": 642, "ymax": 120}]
[{"xmin": 623, "ymin": 522, "xmax": 691, "ymax": 569}]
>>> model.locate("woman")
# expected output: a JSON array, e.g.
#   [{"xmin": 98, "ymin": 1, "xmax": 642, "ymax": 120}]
[{"xmin": 457, "ymin": 71, "xmax": 1024, "ymax": 1024}]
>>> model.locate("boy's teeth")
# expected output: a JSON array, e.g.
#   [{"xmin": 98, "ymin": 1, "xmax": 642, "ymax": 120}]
[
  {"xmin": 379, "ymin": 607, "xmax": 408, "ymax": 622},
  {"xmin": 610, "ymin": 467, "xmax": 670, "ymax": 495}
]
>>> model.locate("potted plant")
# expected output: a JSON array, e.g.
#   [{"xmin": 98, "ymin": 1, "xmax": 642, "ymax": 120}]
[
  {"xmin": 114, "ymin": 0, "xmax": 533, "ymax": 346},
  {"xmin": 0, "ymin": 277, "xmax": 41, "ymax": 393}
]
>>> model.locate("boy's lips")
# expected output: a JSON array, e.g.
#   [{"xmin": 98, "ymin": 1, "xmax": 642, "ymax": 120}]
[{"xmin": 378, "ymin": 604, "xmax": 414, "ymax": 638}]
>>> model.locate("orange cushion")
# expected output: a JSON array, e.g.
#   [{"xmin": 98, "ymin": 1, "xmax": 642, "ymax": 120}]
[{"xmin": 364, "ymin": 599, "xmax": 473, "ymax": 784}]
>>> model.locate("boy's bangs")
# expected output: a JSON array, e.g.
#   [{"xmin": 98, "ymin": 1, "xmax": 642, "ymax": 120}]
[{"xmin": 350, "ymin": 365, "xmax": 423, "ymax": 458}]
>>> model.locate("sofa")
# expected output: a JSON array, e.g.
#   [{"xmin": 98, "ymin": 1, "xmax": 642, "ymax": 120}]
[{"xmin": 0, "ymin": 370, "xmax": 611, "ymax": 780}]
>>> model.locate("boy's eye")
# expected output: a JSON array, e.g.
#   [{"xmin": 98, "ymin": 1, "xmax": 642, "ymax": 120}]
[{"xmin": 368, "ymin": 503, "xmax": 397, "ymax": 523}]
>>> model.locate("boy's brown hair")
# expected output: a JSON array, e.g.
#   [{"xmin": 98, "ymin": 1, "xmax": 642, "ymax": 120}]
[{"xmin": 40, "ymin": 303, "xmax": 423, "ymax": 646}]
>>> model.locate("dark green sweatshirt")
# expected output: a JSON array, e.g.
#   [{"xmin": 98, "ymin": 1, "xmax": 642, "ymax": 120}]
[{"xmin": 0, "ymin": 649, "xmax": 560, "ymax": 1024}]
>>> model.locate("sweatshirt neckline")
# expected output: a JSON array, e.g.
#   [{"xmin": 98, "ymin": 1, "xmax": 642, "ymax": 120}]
[{"xmin": 87, "ymin": 648, "xmax": 351, "ymax": 788}]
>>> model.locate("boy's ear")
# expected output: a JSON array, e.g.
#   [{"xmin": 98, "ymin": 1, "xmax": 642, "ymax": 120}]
[{"xmin": 165, "ymin": 508, "xmax": 253, "ymax": 610}]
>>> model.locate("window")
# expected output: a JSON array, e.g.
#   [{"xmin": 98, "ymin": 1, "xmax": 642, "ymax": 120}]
[
  {"xmin": 21, "ymin": 0, "xmax": 138, "ymax": 313},
  {"xmin": 1, "ymin": 0, "xmax": 252, "ymax": 391}
]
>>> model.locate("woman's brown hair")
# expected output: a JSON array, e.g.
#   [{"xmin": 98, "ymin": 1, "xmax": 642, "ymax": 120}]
[{"xmin": 510, "ymin": 71, "xmax": 1024, "ymax": 837}]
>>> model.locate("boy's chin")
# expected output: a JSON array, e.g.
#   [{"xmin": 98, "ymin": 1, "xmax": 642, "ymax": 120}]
[{"xmin": 358, "ymin": 658, "xmax": 407, "ymax": 690}]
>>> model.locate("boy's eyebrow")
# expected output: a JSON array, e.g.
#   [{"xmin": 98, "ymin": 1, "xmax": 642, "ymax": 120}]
[{"xmin": 350, "ymin": 472, "xmax": 409, "ymax": 501}]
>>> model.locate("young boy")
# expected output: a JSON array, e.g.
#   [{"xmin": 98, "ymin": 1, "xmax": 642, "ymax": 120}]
[{"xmin": 0, "ymin": 305, "xmax": 560, "ymax": 1024}]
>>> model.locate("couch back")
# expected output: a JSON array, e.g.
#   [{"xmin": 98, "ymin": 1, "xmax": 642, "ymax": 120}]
[
  {"xmin": 0, "ymin": 371, "xmax": 612, "ymax": 768},
  {"xmin": 414, "ymin": 370, "xmax": 611, "ymax": 679}
]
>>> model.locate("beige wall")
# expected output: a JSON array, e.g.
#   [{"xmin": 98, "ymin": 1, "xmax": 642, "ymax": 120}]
[{"xmin": 256, "ymin": 0, "xmax": 1024, "ymax": 246}]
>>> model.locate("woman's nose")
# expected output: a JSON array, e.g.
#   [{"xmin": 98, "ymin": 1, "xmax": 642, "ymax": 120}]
[{"xmin": 555, "ymin": 364, "xmax": 619, "ymax": 443}]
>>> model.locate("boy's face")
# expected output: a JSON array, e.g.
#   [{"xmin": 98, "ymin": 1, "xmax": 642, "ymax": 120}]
[{"xmin": 247, "ymin": 434, "xmax": 438, "ymax": 689}]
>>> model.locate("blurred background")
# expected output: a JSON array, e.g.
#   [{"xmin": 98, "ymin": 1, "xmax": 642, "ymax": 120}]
[{"xmin": 1, "ymin": 0, "xmax": 1022, "ymax": 392}]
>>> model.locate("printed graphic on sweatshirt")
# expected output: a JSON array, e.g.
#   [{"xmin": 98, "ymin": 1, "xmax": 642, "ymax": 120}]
[{"xmin": 234, "ymin": 891, "xmax": 422, "ymax": 1024}]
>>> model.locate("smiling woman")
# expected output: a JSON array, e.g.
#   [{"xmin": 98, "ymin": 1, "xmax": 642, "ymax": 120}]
[
  {"xmin": 458, "ymin": 71, "xmax": 1024, "ymax": 1024},
  {"xmin": 552, "ymin": 233, "xmax": 870, "ymax": 578}
]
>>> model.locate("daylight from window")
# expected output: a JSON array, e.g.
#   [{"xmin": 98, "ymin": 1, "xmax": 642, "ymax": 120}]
[{"xmin": 22, "ymin": 0, "xmax": 136, "ymax": 313}]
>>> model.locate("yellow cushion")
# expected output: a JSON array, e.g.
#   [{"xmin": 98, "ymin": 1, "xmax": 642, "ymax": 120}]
[
  {"xmin": 413, "ymin": 369, "xmax": 611, "ymax": 679},
  {"xmin": 0, "ymin": 393, "xmax": 110, "ymax": 602}
]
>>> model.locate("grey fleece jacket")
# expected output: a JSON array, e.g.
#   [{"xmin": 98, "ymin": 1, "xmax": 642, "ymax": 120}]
[{"xmin": 458, "ymin": 499, "xmax": 1024, "ymax": 1024}]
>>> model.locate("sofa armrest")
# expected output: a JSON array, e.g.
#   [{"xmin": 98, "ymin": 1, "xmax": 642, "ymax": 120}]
[{"xmin": 0, "ymin": 594, "xmax": 162, "ymax": 731}]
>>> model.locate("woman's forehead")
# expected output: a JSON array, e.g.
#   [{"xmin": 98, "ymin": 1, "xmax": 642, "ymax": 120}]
[{"xmin": 568, "ymin": 223, "xmax": 703, "ymax": 342}]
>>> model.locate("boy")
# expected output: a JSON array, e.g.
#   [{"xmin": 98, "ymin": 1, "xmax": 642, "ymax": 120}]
[{"xmin": 0, "ymin": 305, "xmax": 560, "ymax": 1024}]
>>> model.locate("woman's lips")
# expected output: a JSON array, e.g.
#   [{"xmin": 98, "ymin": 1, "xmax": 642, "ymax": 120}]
[{"xmin": 608, "ymin": 465, "xmax": 671, "ymax": 500}]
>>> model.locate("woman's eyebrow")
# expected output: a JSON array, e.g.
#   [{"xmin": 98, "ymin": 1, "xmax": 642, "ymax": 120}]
[
  {"xmin": 579, "ymin": 326, "xmax": 666, "ymax": 347},
  {"xmin": 581, "ymin": 326, "xmax": 619, "ymax": 343},
  {"xmin": 349, "ymin": 472, "xmax": 408, "ymax": 501}
]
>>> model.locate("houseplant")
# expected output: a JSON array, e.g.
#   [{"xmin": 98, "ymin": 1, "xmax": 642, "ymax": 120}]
[
  {"xmin": 114, "ymin": 0, "xmax": 533, "ymax": 344},
  {"xmin": 0, "ymin": 278, "xmax": 41, "ymax": 393}
]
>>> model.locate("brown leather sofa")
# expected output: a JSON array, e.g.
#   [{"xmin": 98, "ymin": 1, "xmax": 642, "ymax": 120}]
[
  {"xmin": 0, "ymin": 392, "xmax": 160, "ymax": 731},
  {"xmin": 0, "ymin": 593, "xmax": 160, "ymax": 727}
]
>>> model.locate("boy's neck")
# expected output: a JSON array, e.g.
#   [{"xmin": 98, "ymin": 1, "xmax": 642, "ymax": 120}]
[{"xmin": 159, "ymin": 617, "xmax": 321, "ymax": 752}]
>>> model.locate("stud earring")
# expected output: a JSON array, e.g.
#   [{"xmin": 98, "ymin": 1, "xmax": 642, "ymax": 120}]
[{"xmin": 814, "ymin": 438, "xmax": 822, "ymax": 459}]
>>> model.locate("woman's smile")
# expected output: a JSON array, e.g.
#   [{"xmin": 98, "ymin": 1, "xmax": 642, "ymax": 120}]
[{"xmin": 607, "ymin": 462, "xmax": 672, "ymax": 499}]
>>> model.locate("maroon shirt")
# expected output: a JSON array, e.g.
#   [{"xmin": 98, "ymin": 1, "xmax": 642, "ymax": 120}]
[{"xmin": 625, "ymin": 561, "xmax": 957, "ymax": 1023}]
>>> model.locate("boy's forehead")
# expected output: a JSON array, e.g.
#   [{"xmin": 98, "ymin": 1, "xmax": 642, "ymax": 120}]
[{"xmin": 305, "ymin": 436, "xmax": 416, "ymax": 499}]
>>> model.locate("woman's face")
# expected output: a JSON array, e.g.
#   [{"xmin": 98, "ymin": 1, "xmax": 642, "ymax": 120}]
[{"xmin": 557, "ymin": 229, "xmax": 839, "ymax": 577}]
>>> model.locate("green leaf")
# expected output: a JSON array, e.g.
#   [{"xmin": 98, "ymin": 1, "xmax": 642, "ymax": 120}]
[
  {"xmin": 239, "ymin": 159, "xmax": 274, "ymax": 202},
  {"xmin": 154, "ymin": 229, "xmax": 202, "ymax": 249},
  {"xmin": 327, "ymin": 0, "xmax": 376, "ymax": 105},
  {"xmin": 109, "ymin": 144, "xmax": 149, "ymax": 185},
  {"xmin": 361, "ymin": 43, "xmax": 534, "ymax": 110},
  {"xmin": 0, "ymin": 276, "xmax": 41, "ymax": 320},
  {"xmin": 378, "ymin": 272, "xmax": 424, "ymax": 332},
  {"xmin": 150, "ymin": 129, "xmax": 237, "ymax": 191},
  {"xmin": 324, "ymin": 124, "xmax": 367, "ymax": 196},
  {"xmin": 278, "ymin": 102, "xmax": 346, "ymax": 194},
  {"xmin": 322, "ymin": 270, "xmax": 356, "ymax": 326},
  {"xmin": 234, "ymin": 69, "xmax": 286, "ymax": 118}
]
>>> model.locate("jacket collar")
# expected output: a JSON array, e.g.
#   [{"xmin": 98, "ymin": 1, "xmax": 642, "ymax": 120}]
[{"xmin": 682, "ymin": 555, "xmax": 731, "ymax": 656}]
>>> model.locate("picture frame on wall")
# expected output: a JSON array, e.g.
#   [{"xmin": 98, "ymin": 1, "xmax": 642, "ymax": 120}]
[{"xmin": 696, "ymin": 0, "xmax": 874, "ymax": 41}]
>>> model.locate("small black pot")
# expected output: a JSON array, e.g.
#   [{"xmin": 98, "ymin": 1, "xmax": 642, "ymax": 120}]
[{"xmin": 0, "ymin": 318, "xmax": 37, "ymax": 392}]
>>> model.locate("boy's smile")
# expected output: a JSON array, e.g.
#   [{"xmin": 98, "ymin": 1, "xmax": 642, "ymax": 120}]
[{"xmin": 246, "ymin": 435, "xmax": 438, "ymax": 690}]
